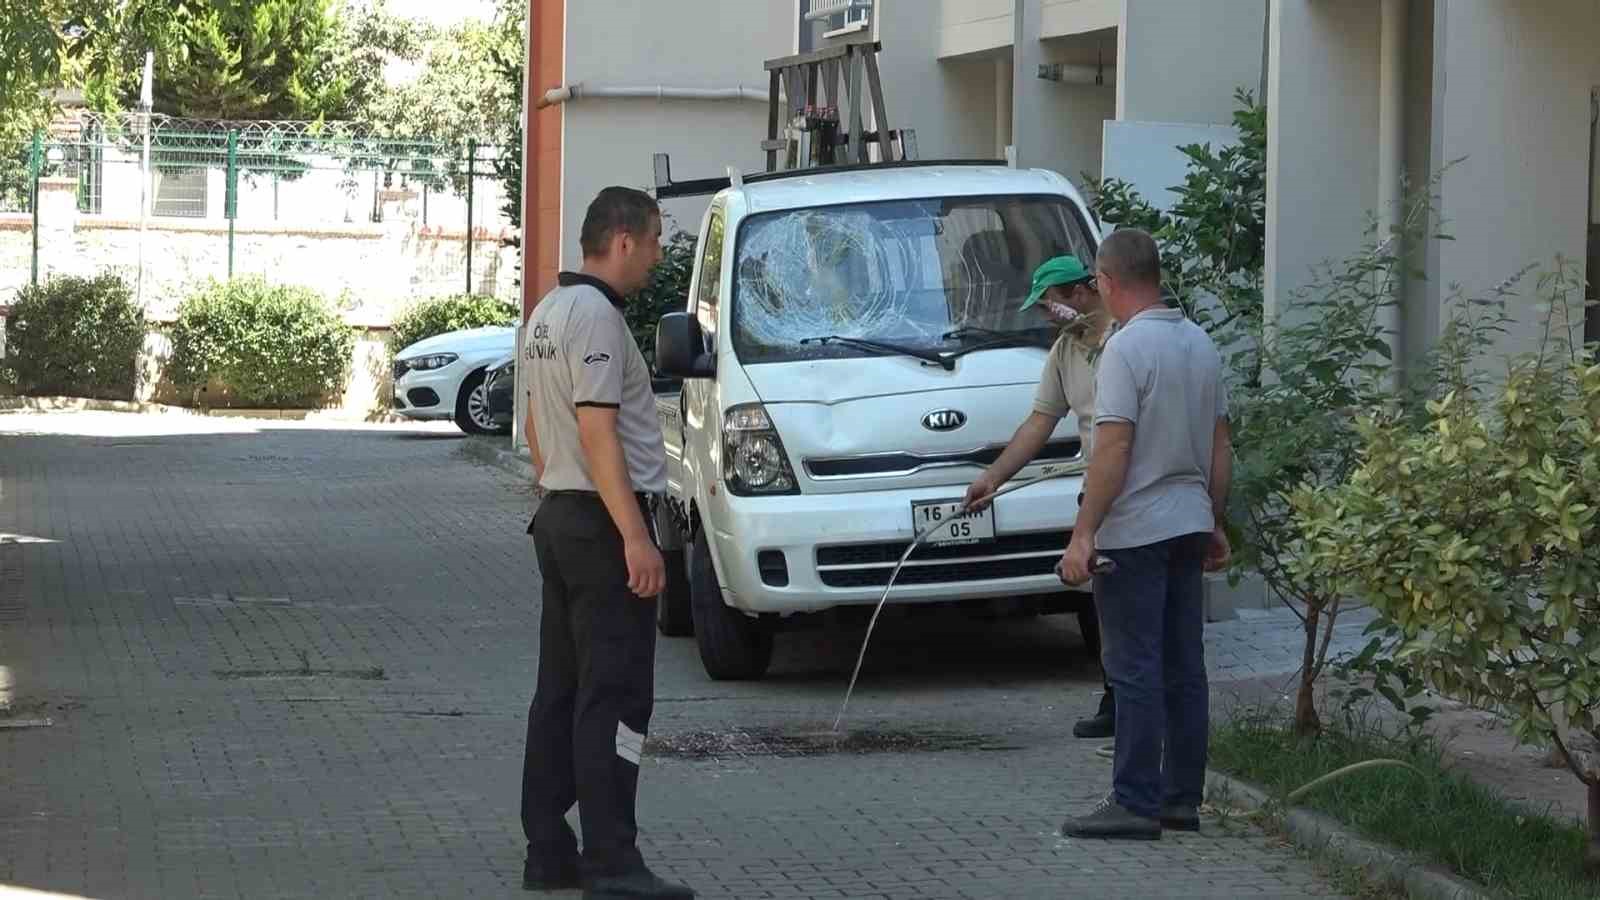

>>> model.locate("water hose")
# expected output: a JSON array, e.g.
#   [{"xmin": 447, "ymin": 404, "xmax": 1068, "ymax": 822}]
[{"xmin": 830, "ymin": 468, "xmax": 1110, "ymax": 733}]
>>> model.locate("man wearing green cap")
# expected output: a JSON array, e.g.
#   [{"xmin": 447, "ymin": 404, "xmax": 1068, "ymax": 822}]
[{"xmin": 963, "ymin": 253, "xmax": 1116, "ymax": 739}]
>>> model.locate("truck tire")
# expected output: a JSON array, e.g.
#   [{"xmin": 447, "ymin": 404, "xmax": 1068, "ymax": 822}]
[
  {"xmin": 689, "ymin": 531, "xmax": 772, "ymax": 680},
  {"xmin": 656, "ymin": 547, "xmax": 693, "ymax": 637}
]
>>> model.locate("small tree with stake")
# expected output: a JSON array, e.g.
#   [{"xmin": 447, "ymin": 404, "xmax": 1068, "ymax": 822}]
[
  {"xmin": 1293, "ymin": 259, "xmax": 1600, "ymax": 873},
  {"xmin": 1090, "ymin": 90, "xmax": 1442, "ymax": 736}
]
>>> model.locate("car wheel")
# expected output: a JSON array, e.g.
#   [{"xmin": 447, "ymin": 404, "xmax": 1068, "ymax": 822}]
[
  {"xmin": 689, "ymin": 530, "xmax": 772, "ymax": 680},
  {"xmin": 453, "ymin": 370, "xmax": 496, "ymax": 435}
]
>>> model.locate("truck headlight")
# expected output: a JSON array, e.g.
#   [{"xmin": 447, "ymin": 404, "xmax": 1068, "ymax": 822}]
[{"xmin": 723, "ymin": 404, "xmax": 799, "ymax": 495}]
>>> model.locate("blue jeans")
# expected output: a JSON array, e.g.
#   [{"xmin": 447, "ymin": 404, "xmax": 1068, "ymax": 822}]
[{"xmin": 1093, "ymin": 532, "xmax": 1210, "ymax": 818}]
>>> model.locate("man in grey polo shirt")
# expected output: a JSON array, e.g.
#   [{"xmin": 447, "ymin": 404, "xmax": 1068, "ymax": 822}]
[
  {"xmin": 1058, "ymin": 228, "xmax": 1232, "ymax": 841},
  {"xmin": 519, "ymin": 186, "xmax": 694, "ymax": 899}
]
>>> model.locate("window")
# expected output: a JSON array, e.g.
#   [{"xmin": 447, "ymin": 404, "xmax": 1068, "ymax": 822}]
[
  {"xmin": 153, "ymin": 167, "xmax": 208, "ymax": 218},
  {"xmin": 731, "ymin": 194, "xmax": 1098, "ymax": 365},
  {"xmin": 694, "ymin": 202, "xmax": 726, "ymax": 344}
]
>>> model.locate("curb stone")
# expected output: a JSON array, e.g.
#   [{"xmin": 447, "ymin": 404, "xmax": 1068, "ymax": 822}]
[
  {"xmin": 1205, "ymin": 770, "xmax": 1495, "ymax": 900},
  {"xmin": 461, "ymin": 435, "xmax": 538, "ymax": 485},
  {"xmin": 0, "ymin": 395, "xmax": 410, "ymax": 423}
]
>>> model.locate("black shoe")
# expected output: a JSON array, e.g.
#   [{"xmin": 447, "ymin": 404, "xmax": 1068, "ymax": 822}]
[
  {"xmin": 523, "ymin": 855, "xmax": 581, "ymax": 891},
  {"xmin": 1160, "ymin": 804, "xmax": 1201, "ymax": 832},
  {"xmin": 1073, "ymin": 689, "xmax": 1115, "ymax": 738},
  {"xmin": 1061, "ymin": 795, "xmax": 1161, "ymax": 841},
  {"xmin": 583, "ymin": 867, "xmax": 695, "ymax": 899},
  {"xmin": 1072, "ymin": 712, "xmax": 1114, "ymax": 739}
]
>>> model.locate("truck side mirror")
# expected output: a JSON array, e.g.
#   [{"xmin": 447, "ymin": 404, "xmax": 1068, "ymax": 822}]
[{"xmin": 655, "ymin": 312, "xmax": 715, "ymax": 379}]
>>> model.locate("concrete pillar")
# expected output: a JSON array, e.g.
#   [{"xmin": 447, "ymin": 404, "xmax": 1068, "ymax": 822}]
[
  {"xmin": 1010, "ymin": 0, "xmax": 1050, "ymax": 168},
  {"xmin": 1118, "ymin": 0, "xmax": 1268, "ymax": 125},
  {"xmin": 36, "ymin": 177, "xmax": 78, "ymax": 284},
  {"xmin": 1264, "ymin": 0, "xmax": 1380, "ymax": 328},
  {"xmin": 1426, "ymin": 0, "xmax": 1600, "ymax": 361}
]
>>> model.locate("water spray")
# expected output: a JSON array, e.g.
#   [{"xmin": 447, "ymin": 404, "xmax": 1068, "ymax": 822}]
[{"xmin": 828, "ymin": 469, "xmax": 1113, "ymax": 734}]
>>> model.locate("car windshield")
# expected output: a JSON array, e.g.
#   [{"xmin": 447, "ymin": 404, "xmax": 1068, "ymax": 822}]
[{"xmin": 731, "ymin": 194, "xmax": 1097, "ymax": 365}]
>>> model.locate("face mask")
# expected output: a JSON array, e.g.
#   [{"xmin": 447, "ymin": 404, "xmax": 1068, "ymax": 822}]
[{"xmin": 1042, "ymin": 300, "xmax": 1082, "ymax": 324}]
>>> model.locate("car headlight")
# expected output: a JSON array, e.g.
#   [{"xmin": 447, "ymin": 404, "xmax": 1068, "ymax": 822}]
[
  {"xmin": 722, "ymin": 404, "xmax": 799, "ymax": 495},
  {"xmin": 401, "ymin": 353, "xmax": 458, "ymax": 372}
]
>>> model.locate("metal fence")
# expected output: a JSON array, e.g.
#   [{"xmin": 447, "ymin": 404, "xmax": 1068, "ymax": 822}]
[{"xmin": 2, "ymin": 112, "xmax": 517, "ymax": 316}]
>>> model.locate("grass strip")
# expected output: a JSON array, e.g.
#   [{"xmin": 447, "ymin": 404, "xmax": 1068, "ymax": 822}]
[{"xmin": 1210, "ymin": 706, "xmax": 1596, "ymax": 900}]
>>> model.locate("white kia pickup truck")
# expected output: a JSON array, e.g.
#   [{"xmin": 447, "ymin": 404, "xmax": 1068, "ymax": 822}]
[{"xmin": 650, "ymin": 161, "xmax": 1104, "ymax": 680}]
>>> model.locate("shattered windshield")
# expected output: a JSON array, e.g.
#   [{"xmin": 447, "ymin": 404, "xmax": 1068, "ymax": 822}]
[{"xmin": 731, "ymin": 194, "xmax": 1098, "ymax": 365}]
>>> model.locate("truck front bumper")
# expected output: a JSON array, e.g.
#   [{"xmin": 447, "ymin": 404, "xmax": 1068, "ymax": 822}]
[{"xmin": 704, "ymin": 476, "xmax": 1090, "ymax": 615}]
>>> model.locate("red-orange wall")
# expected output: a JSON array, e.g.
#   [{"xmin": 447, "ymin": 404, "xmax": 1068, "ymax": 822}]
[{"xmin": 522, "ymin": 0, "xmax": 563, "ymax": 320}]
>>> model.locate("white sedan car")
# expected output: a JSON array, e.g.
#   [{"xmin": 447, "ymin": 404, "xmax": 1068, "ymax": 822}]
[{"xmin": 391, "ymin": 326, "xmax": 516, "ymax": 434}]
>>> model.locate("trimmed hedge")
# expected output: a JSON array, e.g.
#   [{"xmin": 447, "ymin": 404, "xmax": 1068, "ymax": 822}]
[
  {"xmin": 4, "ymin": 273, "xmax": 146, "ymax": 400},
  {"xmin": 388, "ymin": 294, "xmax": 517, "ymax": 355},
  {"xmin": 167, "ymin": 277, "xmax": 355, "ymax": 408}
]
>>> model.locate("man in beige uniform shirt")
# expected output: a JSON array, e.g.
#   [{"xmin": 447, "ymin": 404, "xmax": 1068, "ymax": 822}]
[{"xmin": 964, "ymin": 254, "xmax": 1116, "ymax": 738}]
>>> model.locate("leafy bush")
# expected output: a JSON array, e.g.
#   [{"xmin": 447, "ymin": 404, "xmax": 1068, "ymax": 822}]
[
  {"xmin": 1087, "ymin": 88, "xmax": 1267, "ymax": 336},
  {"xmin": 626, "ymin": 229, "xmax": 698, "ymax": 368},
  {"xmin": 4, "ymin": 273, "xmax": 145, "ymax": 400},
  {"xmin": 1292, "ymin": 260, "xmax": 1600, "ymax": 869},
  {"xmin": 168, "ymin": 277, "xmax": 355, "ymax": 408},
  {"xmin": 388, "ymin": 294, "xmax": 517, "ymax": 355}
]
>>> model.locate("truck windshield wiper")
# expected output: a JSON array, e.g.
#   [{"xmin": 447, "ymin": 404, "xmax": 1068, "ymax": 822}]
[
  {"xmin": 799, "ymin": 334, "xmax": 956, "ymax": 371},
  {"xmin": 940, "ymin": 325, "xmax": 1011, "ymax": 341},
  {"xmin": 940, "ymin": 325, "xmax": 1053, "ymax": 348}
]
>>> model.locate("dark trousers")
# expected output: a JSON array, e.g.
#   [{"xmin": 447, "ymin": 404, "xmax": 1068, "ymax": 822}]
[
  {"xmin": 1093, "ymin": 532, "xmax": 1210, "ymax": 818},
  {"xmin": 1073, "ymin": 498, "xmax": 1116, "ymax": 718},
  {"xmin": 521, "ymin": 492, "xmax": 658, "ymax": 876},
  {"xmin": 1077, "ymin": 602, "xmax": 1117, "ymax": 718}
]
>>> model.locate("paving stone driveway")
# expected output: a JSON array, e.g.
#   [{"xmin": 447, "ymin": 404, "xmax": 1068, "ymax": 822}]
[{"xmin": 0, "ymin": 413, "xmax": 1350, "ymax": 899}]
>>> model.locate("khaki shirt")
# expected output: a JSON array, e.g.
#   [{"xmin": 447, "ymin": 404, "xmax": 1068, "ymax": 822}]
[{"xmin": 1032, "ymin": 313, "xmax": 1111, "ymax": 456}]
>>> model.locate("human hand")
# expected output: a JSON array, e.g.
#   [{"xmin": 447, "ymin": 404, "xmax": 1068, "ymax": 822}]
[
  {"xmin": 964, "ymin": 473, "xmax": 999, "ymax": 513},
  {"xmin": 1203, "ymin": 526, "xmax": 1231, "ymax": 572},
  {"xmin": 624, "ymin": 536, "xmax": 667, "ymax": 599},
  {"xmin": 1060, "ymin": 534, "xmax": 1096, "ymax": 586}
]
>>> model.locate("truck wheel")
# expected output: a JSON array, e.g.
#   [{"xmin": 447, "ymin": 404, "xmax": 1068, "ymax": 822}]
[
  {"xmin": 657, "ymin": 547, "xmax": 693, "ymax": 637},
  {"xmin": 689, "ymin": 531, "xmax": 772, "ymax": 680}
]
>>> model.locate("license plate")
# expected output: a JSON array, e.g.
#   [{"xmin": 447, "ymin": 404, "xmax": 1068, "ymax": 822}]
[{"xmin": 910, "ymin": 499, "xmax": 995, "ymax": 547}]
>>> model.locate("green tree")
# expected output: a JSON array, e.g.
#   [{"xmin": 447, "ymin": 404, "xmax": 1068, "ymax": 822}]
[
  {"xmin": 366, "ymin": 0, "xmax": 523, "ymax": 189},
  {"xmin": 0, "ymin": 0, "xmax": 70, "ymax": 141},
  {"xmin": 77, "ymin": 0, "xmax": 350, "ymax": 120},
  {"xmin": 327, "ymin": 0, "xmax": 428, "ymax": 125}
]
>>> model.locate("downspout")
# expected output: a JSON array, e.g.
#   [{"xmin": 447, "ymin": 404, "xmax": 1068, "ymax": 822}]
[
  {"xmin": 996, "ymin": 58, "xmax": 1013, "ymax": 160},
  {"xmin": 515, "ymin": 0, "xmax": 538, "ymax": 453},
  {"xmin": 536, "ymin": 84, "xmax": 770, "ymax": 109},
  {"xmin": 1378, "ymin": 0, "xmax": 1406, "ymax": 378}
]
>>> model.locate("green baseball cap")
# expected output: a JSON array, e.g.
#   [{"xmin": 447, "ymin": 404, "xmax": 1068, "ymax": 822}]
[{"xmin": 1020, "ymin": 255, "xmax": 1093, "ymax": 311}]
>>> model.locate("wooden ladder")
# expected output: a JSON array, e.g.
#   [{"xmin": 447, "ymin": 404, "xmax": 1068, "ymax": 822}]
[{"xmin": 760, "ymin": 35, "xmax": 916, "ymax": 173}]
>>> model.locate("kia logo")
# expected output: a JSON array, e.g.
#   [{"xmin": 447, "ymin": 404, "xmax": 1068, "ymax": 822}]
[{"xmin": 922, "ymin": 409, "xmax": 967, "ymax": 432}]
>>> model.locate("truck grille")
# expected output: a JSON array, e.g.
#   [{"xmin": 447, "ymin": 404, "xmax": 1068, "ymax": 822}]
[
  {"xmin": 815, "ymin": 531, "xmax": 1066, "ymax": 588},
  {"xmin": 805, "ymin": 439, "xmax": 1081, "ymax": 479}
]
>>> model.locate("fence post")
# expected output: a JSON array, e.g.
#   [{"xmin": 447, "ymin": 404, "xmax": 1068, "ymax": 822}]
[
  {"xmin": 29, "ymin": 130, "xmax": 42, "ymax": 286},
  {"xmin": 226, "ymin": 129, "xmax": 238, "ymax": 278},
  {"xmin": 466, "ymin": 138, "xmax": 476, "ymax": 296}
]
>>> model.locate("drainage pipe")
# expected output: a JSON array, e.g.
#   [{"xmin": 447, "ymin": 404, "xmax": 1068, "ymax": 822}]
[
  {"xmin": 535, "ymin": 83, "xmax": 770, "ymax": 110},
  {"xmin": 1377, "ymin": 0, "xmax": 1407, "ymax": 376}
]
